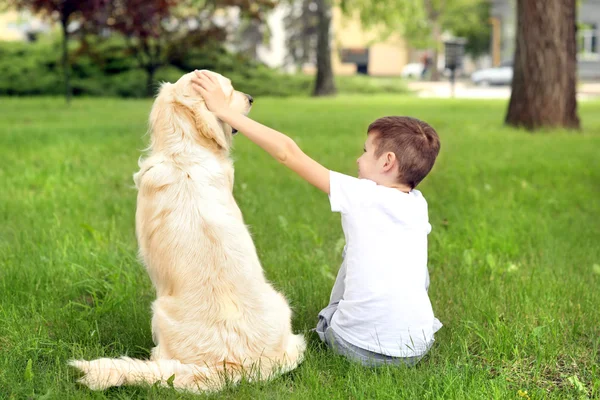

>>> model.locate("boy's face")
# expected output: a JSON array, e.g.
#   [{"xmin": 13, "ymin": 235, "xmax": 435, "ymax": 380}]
[{"xmin": 357, "ymin": 133, "xmax": 383, "ymax": 180}]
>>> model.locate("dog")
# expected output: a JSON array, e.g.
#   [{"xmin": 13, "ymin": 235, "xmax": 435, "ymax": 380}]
[{"xmin": 69, "ymin": 71, "xmax": 306, "ymax": 393}]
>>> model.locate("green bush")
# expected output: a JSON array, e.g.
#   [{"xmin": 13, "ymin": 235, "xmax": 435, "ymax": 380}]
[
  {"xmin": 227, "ymin": 67, "xmax": 312, "ymax": 97},
  {"xmin": 0, "ymin": 39, "xmax": 62, "ymax": 96},
  {"xmin": 0, "ymin": 36, "xmax": 409, "ymax": 98}
]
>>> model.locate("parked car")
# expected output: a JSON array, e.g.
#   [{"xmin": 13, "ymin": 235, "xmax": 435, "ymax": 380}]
[
  {"xmin": 471, "ymin": 62, "xmax": 513, "ymax": 86},
  {"xmin": 401, "ymin": 63, "xmax": 424, "ymax": 79},
  {"xmin": 401, "ymin": 63, "xmax": 454, "ymax": 79}
]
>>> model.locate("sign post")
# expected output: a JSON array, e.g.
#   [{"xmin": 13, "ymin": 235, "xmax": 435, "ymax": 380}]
[{"xmin": 443, "ymin": 38, "xmax": 467, "ymax": 98}]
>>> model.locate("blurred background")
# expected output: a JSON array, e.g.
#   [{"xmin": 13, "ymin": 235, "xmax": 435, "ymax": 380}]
[{"xmin": 1, "ymin": 0, "xmax": 598, "ymax": 101}]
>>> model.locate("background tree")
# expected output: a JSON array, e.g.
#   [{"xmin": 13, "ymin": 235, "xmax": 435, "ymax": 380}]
[
  {"xmin": 341, "ymin": 0, "xmax": 485, "ymax": 80},
  {"xmin": 505, "ymin": 0, "xmax": 580, "ymax": 130},
  {"xmin": 8, "ymin": 0, "xmax": 109, "ymax": 103},
  {"xmin": 283, "ymin": 0, "xmax": 335, "ymax": 96},
  {"xmin": 106, "ymin": 0, "xmax": 180, "ymax": 96},
  {"xmin": 107, "ymin": 0, "xmax": 275, "ymax": 96},
  {"xmin": 313, "ymin": 0, "xmax": 336, "ymax": 96},
  {"xmin": 283, "ymin": 0, "xmax": 318, "ymax": 70},
  {"xmin": 443, "ymin": 0, "xmax": 490, "ymax": 57},
  {"xmin": 233, "ymin": 18, "xmax": 266, "ymax": 60},
  {"xmin": 222, "ymin": 0, "xmax": 277, "ymax": 60}
]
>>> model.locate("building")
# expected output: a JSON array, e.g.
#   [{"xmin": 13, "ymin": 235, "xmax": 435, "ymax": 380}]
[
  {"xmin": 329, "ymin": 7, "xmax": 411, "ymax": 76},
  {"xmin": 256, "ymin": 4, "xmax": 413, "ymax": 76},
  {"xmin": 490, "ymin": 0, "xmax": 600, "ymax": 79}
]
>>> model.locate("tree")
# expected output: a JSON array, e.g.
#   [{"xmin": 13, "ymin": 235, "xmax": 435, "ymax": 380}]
[
  {"xmin": 340, "ymin": 0, "xmax": 484, "ymax": 81},
  {"xmin": 234, "ymin": 18, "xmax": 266, "ymax": 60},
  {"xmin": 443, "ymin": 0, "xmax": 490, "ymax": 57},
  {"xmin": 422, "ymin": 0, "xmax": 443, "ymax": 81},
  {"xmin": 505, "ymin": 0, "xmax": 580, "ymax": 130},
  {"xmin": 107, "ymin": 0, "xmax": 275, "ymax": 96},
  {"xmin": 9, "ymin": 0, "xmax": 108, "ymax": 103},
  {"xmin": 313, "ymin": 0, "xmax": 336, "ymax": 96},
  {"xmin": 106, "ymin": 0, "xmax": 180, "ymax": 96},
  {"xmin": 283, "ymin": 0, "xmax": 335, "ymax": 96},
  {"xmin": 283, "ymin": 0, "xmax": 318, "ymax": 69},
  {"xmin": 213, "ymin": 0, "xmax": 277, "ymax": 61}
]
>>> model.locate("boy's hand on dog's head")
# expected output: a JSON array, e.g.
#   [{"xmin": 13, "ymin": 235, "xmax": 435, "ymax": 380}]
[{"xmin": 191, "ymin": 70, "xmax": 228, "ymax": 116}]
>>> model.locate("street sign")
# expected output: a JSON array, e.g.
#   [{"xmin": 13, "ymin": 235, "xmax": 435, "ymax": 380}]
[{"xmin": 443, "ymin": 38, "xmax": 467, "ymax": 97}]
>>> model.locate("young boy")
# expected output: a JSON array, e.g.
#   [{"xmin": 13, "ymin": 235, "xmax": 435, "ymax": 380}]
[{"xmin": 192, "ymin": 71, "xmax": 442, "ymax": 367}]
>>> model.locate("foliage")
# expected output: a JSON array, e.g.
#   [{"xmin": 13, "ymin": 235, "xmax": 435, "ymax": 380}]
[
  {"xmin": 0, "ymin": 35, "xmax": 409, "ymax": 97},
  {"xmin": 102, "ymin": 0, "xmax": 277, "ymax": 95},
  {"xmin": 0, "ymin": 37, "xmax": 61, "ymax": 96},
  {"xmin": 444, "ymin": 0, "xmax": 491, "ymax": 56},
  {"xmin": 283, "ymin": 0, "xmax": 319, "ymax": 68},
  {"xmin": 7, "ymin": 0, "xmax": 110, "ymax": 101},
  {"xmin": 6, "ymin": 0, "xmax": 279, "ymax": 97},
  {"xmin": 7, "ymin": 0, "xmax": 108, "ymax": 26},
  {"xmin": 105, "ymin": 0, "xmax": 203, "ymax": 95},
  {"xmin": 340, "ymin": 0, "xmax": 490, "ymax": 54}
]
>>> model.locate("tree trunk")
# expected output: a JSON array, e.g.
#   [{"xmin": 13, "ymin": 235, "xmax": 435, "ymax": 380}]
[
  {"xmin": 146, "ymin": 66, "xmax": 157, "ymax": 97},
  {"xmin": 313, "ymin": 0, "xmax": 336, "ymax": 96},
  {"xmin": 301, "ymin": 0, "xmax": 310, "ymax": 66},
  {"xmin": 430, "ymin": 19, "xmax": 441, "ymax": 82},
  {"xmin": 61, "ymin": 18, "xmax": 72, "ymax": 105},
  {"xmin": 505, "ymin": 0, "xmax": 580, "ymax": 130}
]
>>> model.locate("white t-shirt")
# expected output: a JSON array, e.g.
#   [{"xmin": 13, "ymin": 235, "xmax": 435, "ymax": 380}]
[{"xmin": 328, "ymin": 171, "xmax": 442, "ymax": 357}]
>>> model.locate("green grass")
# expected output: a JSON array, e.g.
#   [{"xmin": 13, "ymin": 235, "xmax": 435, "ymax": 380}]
[{"xmin": 1, "ymin": 96, "xmax": 599, "ymax": 399}]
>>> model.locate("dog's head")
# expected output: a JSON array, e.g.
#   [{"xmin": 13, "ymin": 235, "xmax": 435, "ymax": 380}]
[{"xmin": 148, "ymin": 70, "xmax": 252, "ymax": 154}]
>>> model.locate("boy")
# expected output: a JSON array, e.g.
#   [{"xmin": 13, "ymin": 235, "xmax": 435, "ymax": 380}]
[{"xmin": 192, "ymin": 71, "xmax": 442, "ymax": 367}]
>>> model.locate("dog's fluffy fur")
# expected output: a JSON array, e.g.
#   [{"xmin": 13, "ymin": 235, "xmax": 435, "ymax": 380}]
[{"xmin": 69, "ymin": 71, "xmax": 306, "ymax": 392}]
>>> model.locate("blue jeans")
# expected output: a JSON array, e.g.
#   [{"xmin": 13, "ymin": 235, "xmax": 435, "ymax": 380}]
[{"xmin": 315, "ymin": 305, "xmax": 430, "ymax": 367}]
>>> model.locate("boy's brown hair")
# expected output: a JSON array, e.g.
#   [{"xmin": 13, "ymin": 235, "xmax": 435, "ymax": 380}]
[{"xmin": 368, "ymin": 116, "xmax": 440, "ymax": 189}]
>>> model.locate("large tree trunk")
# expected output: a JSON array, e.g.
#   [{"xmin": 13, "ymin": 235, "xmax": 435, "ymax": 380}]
[
  {"xmin": 61, "ymin": 18, "xmax": 72, "ymax": 105},
  {"xmin": 313, "ymin": 0, "xmax": 336, "ymax": 96},
  {"xmin": 505, "ymin": 0, "xmax": 580, "ymax": 130}
]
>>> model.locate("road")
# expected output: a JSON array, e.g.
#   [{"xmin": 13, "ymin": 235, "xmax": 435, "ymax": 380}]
[{"xmin": 407, "ymin": 81, "xmax": 600, "ymax": 100}]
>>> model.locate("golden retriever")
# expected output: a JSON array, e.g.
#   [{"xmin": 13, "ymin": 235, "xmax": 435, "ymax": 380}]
[{"xmin": 69, "ymin": 71, "xmax": 306, "ymax": 392}]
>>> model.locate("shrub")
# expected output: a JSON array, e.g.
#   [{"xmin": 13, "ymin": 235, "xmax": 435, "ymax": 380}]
[{"xmin": 0, "ymin": 36, "xmax": 409, "ymax": 98}]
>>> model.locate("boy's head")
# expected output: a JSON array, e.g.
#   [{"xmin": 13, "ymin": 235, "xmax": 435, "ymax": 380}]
[{"xmin": 357, "ymin": 116, "xmax": 440, "ymax": 190}]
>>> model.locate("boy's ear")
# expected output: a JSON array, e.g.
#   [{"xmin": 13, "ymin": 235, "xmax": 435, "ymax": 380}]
[{"xmin": 382, "ymin": 151, "xmax": 397, "ymax": 172}]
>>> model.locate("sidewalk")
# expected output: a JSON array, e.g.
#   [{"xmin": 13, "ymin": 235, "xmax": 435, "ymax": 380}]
[{"xmin": 407, "ymin": 81, "xmax": 600, "ymax": 100}]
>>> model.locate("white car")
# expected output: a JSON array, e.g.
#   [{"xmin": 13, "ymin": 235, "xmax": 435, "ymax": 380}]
[
  {"xmin": 401, "ymin": 63, "xmax": 424, "ymax": 79},
  {"xmin": 471, "ymin": 62, "xmax": 513, "ymax": 86},
  {"xmin": 402, "ymin": 62, "xmax": 455, "ymax": 79}
]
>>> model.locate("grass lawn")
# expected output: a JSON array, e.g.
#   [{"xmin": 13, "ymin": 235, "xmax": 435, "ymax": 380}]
[{"xmin": 1, "ymin": 96, "xmax": 599, "ymax": 399}]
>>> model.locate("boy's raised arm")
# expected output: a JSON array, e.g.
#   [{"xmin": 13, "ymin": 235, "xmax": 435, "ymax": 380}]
[{"xmin": 192, "ymin": 71, "xmax": 330, "ymax": 194}]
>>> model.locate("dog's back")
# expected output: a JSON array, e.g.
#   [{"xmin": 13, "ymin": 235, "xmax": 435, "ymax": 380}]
[{"xmin": 69, "ymin": 71, "xmax": 305, "ymax": 393}]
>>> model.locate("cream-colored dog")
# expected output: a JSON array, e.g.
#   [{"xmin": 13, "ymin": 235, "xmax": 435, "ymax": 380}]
[{"xmin": 69, "ymin": 71, "xmax": 306, "ymax": 392}]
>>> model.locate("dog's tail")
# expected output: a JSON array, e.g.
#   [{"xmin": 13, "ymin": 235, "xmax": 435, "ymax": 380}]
[
  {"xmin": 69, "ymin": 334, "xmax": 306, "ymax": 393},
  {"xmin": 68, "ymin": 357, "xmax": 248, "ymax": 393}
]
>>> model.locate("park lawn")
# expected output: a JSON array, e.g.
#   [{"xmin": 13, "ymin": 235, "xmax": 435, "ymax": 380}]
[{"xmin": 0, "ymin": 96, "xmax": 599, "ymax": 399}]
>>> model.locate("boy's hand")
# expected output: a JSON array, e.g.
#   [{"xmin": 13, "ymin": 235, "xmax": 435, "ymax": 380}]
[
  {"xmin": 191, "ymin": 70, "xmax": 228, "ymax": 116},
  {"xmin": 191, "ymin": 70, "xmax": 330, "ymax": 194}
]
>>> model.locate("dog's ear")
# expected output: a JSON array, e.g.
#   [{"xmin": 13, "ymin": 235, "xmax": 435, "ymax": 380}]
[
  {"xmin": 195, "ymin": 103, "xmax": 231, "ymax": 151},
  {"xmin": 174, "ymin": 94, "xmax": 231, "ymax": 151}
]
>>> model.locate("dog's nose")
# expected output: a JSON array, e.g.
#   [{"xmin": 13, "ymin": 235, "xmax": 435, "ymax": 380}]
[{"xmin": 247, "ymin": 94, "xmax": 254, "ymax": 105}]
